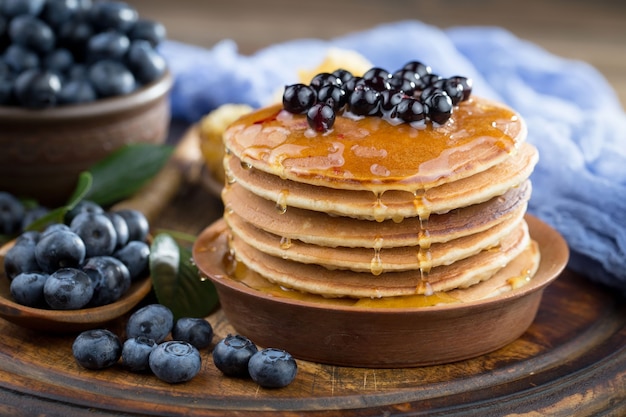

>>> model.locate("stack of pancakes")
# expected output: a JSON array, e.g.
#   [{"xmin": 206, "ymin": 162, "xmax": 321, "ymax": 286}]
[{"xmin": 220, "ymin": 96, "xmax": 540, "ymax": 305}]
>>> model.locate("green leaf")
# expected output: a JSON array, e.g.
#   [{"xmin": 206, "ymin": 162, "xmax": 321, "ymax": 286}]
[
  {"xmin": 25, "ymin": 172, "xmax": 93, "ymax": 231},
  {"xmin": 150, "ymin": 233, "xmax": 219, "ymax": 320},
  {"xmin": 84, "ymin": 143, "xmax": 173, "ymax": 206}
]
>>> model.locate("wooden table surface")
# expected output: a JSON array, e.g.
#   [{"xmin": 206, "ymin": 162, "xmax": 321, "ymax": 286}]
[{"xmin": 1, "ymin": 1, "xmax": 626, "ymax": 416}]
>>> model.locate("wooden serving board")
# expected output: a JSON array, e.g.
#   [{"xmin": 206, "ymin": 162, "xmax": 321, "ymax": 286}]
[{"xmin": 0, "ymin": 269, "xmax": 624, "ymax": 416}]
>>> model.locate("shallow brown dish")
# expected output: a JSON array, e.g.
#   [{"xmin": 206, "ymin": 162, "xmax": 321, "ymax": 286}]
[
  {"xmin": 193, "ymin": 214, "xmax": 569, "ymax": 368},
  {"xmin": 0, "ymin": 242, "xmax": 152, "ymax": 333},
  {"xmin": 0, "ymin": 70, "xmax": 173, "ymax": 206}
]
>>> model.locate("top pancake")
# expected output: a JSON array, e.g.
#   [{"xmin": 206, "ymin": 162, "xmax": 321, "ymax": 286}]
[{"xmin": 223, "ymin": 97, "xmax": 526, "ymax": 193}]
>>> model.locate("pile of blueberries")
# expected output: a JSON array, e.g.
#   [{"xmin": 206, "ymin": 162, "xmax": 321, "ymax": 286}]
[
  {"xmin": 3, "ymin": 197, "xmax": 151, "ymax": 310},
  {"xmin": 0, "ymin": 0, "xmax": 167, "ymax": 108},
  {"xmin": 282, "ymin": 61, "xmax": 472, "ymax": 132},
  {"xmin": 73, "ymin": 304, "xmax": 298, "ymax": 387}
]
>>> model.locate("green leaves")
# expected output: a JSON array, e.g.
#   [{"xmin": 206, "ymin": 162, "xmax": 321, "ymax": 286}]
[
  {"xmin": 150, "ymin": 233, "xmax": 219, "ymax": 320},
  {"xmin": 83, "ymin": 143, "xmax": 174, "ymax": 206}
]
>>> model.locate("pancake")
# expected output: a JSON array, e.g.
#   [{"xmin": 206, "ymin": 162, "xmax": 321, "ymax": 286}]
[
  {"xmin": 223, "ymin": 177, "xmax": 532, "ymax": 248},
  {"xmin": 216, "ymin": 90, "xmax": 540, "ymax": 304},
  {"xmin": 225, "ymin": 200, "xmax": 526, "ymax": 273},
  {"xmin": 224, "ymin": 142, "xmax": 537, "ymax": 221},
  {"xmin": 228, "ymin": 219, "xmax": 532, "ymax": 298},
  {"xmin": 223, "ymin": 98, "xmax": 527, "ymax": 193}
]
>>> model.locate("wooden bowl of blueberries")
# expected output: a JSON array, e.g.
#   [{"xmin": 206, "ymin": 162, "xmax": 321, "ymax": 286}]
[{"xmin": 0, "ymin": 0, "xmax": 173, "ymax": 206}]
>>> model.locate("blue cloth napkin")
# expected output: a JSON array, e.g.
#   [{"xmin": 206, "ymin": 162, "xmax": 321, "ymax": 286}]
[{"xmin": 160, "ymin": 20, "xmax": 626, "ymax": 293}]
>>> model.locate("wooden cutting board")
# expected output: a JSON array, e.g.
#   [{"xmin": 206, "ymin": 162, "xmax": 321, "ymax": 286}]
[{"xmin": 0, "ymin": 268, "xmax": 624, "ymax": 416}]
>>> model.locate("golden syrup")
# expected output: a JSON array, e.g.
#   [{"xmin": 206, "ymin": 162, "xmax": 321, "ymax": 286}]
[
  {"xmin": 275, "ymin": 189, "xmax": 289, "ymax": 214},
  {"xmin": 279, "ymin": 236, "xmax": 292, "ymax": 250},
  {"xmin": 224, "ymin": 97, "xmax": 521, "ymax": 193},
  {"xmin": 370, "ymin": 236, "xmax": 385, "ymax": 276}
]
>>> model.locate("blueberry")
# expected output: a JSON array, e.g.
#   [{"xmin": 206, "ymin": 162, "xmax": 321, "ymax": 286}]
[
  {"xmin": 121, "ymin": 336, "xmax": 157, "ymax": 372},
  {"xmin": 8, "ymin": 15, "xmax": 56, "ymax": 53},
  {"xmin": 331, "ymin": 68, "xmax": 353, "ymax": 85},
  {"xmin": 41, "ymin": 0, "xmax": 82, "ymax": 28},
  {"xmin": 126, "ymin": 304, "xmax": 173, "ymax": 343},
  {"xmin": 212, "ymin": 334, "xmax": 258, "ymax": 378},
  {"xmin": 402, "ymin": 60, "xmax": 432, "ymax": 78},
  {"xmin": 70, "ymin": 212, "xmax": 117, "ymax": 257},
  {"xmin": 89, "ymin": 1, "xmax": 138, "ymax": 32},
  {"xmin": 425, "ymin": 91, "xmax": 453, "ymax": 125},
  {"xmin": 86, "ymin": 30, "xmax": 130, "ymax": 63},
  {"xmin": 41, "ymin": 223, "xmax": 71, "ymax": 238},
  {"xmin": 0, "ymin": 191, "xmax": 25, "ymax": 235},
  {"xmin": 128, "ymin": 19, "xmax": 166, "ymax": 47},
  {"xmin": 114, "ymin": 209, "xmax": 149, "ymax": 242},
  {"xmin": 316, "ymin": 84, "xmax": 346, "ymax": 111},
  {"xmin": 64, "ymin": 200, "xmax": 104, "ymax": 225},
  {"xmin": 306, "ymin": 103, "xmax": 335, "ymax": 132},
  {"xmin": 396, "ymin": 97, "xmax": 427, "ymax": 124},
  {"xmin": 105, "ymin": 212, "xmax": 129, "ymax": 249},
  {"xmin": 58, "ymin": 79, "xmax": 97, "ymax": 104},
  {"xmin": 361, "ymin": 67, "xmax": 392, "ymax": 91},
  {"xmin": 3, "ymin": 44, "xmax": 40, "ymax": 73},
  {"xmin": 43, "ymin": 48, "xmax": 75, "ymax": 75},
  {"xmin": 149, "ymin": 341, "xmax": 202, "ymax": 384},
  {"xmin": 113, "ymin": 240, "xmax": 149, "ymax": 282},
  {"xmin": 35, "ymin": 229, "xmax": 86, "ymax": 273},
  {"xmin": 1, "ymin": 0, "xmax": 46, "ymax": 17},
  {"xmin": 72, "ymin": 329, "xmax": 122, "ymax": 370},
  {"xmin": 248, "ymin": 348, "xmax": 298, "ymax": 388},
  {"xmin": 125, "ymin": 40, "xmax": 166, "ymax": 84},
  {"xmin": 309, "ymin": 72, "xmax": 341, "ymax": 90},
  {"xmin": 9, "ymin": 272, "xmax": 48, "ymax": 307},
  {"xmin": 0, "ymin": 63, "xmax": 14, "ymax": 105},
  {"xmin": 88, "ymin": 59, "xmax": 135, "ymax": 97},
  {"xmin": 172, "ymin": 318, "xmax": 214, "ymax": 349},
  {"xmin": 282, "ymin": 83, "xmax": 316, "ymax": 114},
  {"xmin": 44, "ymin": 267, "xmax": 94, "ymax": 309},
  {"xmin": 3, "ymin": 233, "xmax": 40, "ymax": 280},
  {"xmin": 82, "ymin": 256, "xmax": 131, "ymax": 306},
  {"xmin": 348, "ymin": 86, "xmax": 381, "ymax": 116},
  {"xmin": 14, "ymin": 68, "xmax": 62, "ymax": 109},
  {"xmin": 57, "ymin": 19, "xmax": 93, "ymax": 60}
]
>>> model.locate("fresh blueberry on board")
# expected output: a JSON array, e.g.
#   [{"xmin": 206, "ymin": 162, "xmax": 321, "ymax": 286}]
[
  {"xmin": 34, "ymin": 229, "xmax": 86, "ymax": 273},
  {"xmin": 125, "ymin": 39, "xmax": 167, "ymax": 84},
  {"xmin": 82, "ymin": 255, "xmax": 131, "ymax": 307},
  {"xmin": 72, "ymin": 329, "xmax": 122, "ymax": 370},
  {"xmin": 212, "ymin": 334, "xmax": 259, "ymax": 378},
  {"xmin": 172, "ymin": 317, "xmax": 214, "ymax": 349},
  {"xmin": 149, "ymin": 341, "xmax": 202, "ymax": 384},
  {"xmin": 248, "ymin": 348, "xmax": 298, "ymax": 389},
  {"xmin": 113, "ymin": 240, "xmax": 149, "ymax": 282},
  {"xmin": 9, "ymin": 272, "xmax": 48, "ymax": 307},
  {"xmin": 121, "ymin": 336, "xmax": 157, "ymax": 372},
  {"xmin": 86, "ymin": 31, "xmax": 130, "ymax": 63},
  {"xmin": 126, "ymin": 304, "xmax": 174, "ymax": 343},
  {"xmin": 43, "ymin": 267, "xmax": 93, "ymax": 310},
  {"xmin": 64, "ymin": 200, "xmax": 105, "ymax": 225},
  {"xmin": 88, "ymin": 59, "xmax": 136, "ymax": 97}
]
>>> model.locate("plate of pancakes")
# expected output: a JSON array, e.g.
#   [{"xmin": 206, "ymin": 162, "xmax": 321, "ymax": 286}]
[{"xmin": 193, "ymin": 96, "xmax": 569, "ymax": 368}]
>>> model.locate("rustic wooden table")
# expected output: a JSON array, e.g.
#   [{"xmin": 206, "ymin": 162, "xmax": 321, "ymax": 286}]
[{"xmin": 1, "ymin": 1, "xmax": 625, "ymax": 416}]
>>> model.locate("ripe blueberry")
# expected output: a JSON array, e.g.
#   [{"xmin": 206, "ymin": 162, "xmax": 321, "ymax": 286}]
[
  {"xmin": 121, "ymin": 336, "xmax": 157, "ymax": 372},
  {"xmin": 172, "ymin": 317, "xmax": 214, "ymax": 349},
  {"xmin": 149, "ymin": 341, "xmax": 202, "ymax": 384},
  {"xmin": 114, "ymin": 209, "xmax": 149, "ymax": 242},
  {"xmin": 43, "ymin": 267, "xmax": 94, "ymax": 310},
  {"xmin": 248, "ymin": 348, "xmax": 298, "ymax": 388},
  {"xmin": 10, "ymin": 272, "xmax": 48, "ymax": 307},
  {"xmin": 212, "ymin": 334, "xmax": 258, "ymax": 378},
  {"xmin": 113, "ymin": 240, "xmax": 150, "ymax": 282},
  {"xmin": 82, "ymin": 256, "xmax": 131, "ymax": 307},
  {"xmin": 126, "ymin": 304, "xmax": 173, "ymax": 343},
  {"xmin": 35, "ymin": 228, "xmax": 86, "ymax": 273},
  {"xmin": 72, "ymin": 329, "xmax": 122, "ymax": 370},
  {"xmin": 70, "ymin": 212, "xmax": 118, "ymax": 257}
]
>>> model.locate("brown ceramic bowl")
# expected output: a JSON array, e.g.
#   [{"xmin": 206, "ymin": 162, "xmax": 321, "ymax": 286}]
[
  {"xmin": 0, "ymin": 70, "xmax": 173, "ymax": 206},
  {"xmin": 193, "ymin": 214, "xmax": 569, "ymax": 368},
  {"xmin": 0, "ymin": 240, "xmax": 152, "ymax": 333}
]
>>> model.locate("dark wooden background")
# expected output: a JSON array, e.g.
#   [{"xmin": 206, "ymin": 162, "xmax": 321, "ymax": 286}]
[{"xmin": 126, "ymin": 0, "xmax": 626, "ymax": 108}]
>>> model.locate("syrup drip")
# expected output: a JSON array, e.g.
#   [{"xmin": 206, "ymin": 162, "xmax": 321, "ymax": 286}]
[
  {"xmin": 372, "ymin": 191, "xmax": 387, "ymax": 222},
  {"xmin": 280, "ymin": 236, "xmax": 292, "ymax": 250},
  {"xmin": 275, "ymin": 190, "xmax": 289, "ymax": 214},
  {"xmin": 370, "ymin": 236, "xmax": 384, "ymax": 276}
]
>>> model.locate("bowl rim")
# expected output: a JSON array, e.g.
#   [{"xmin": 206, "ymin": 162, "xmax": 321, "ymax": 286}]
[
  {"xmin": 194, "ymin": 214, "xmax": 570, "ymax": 315},
  {"xmin": 0, "ymin": 69, "xmax": 173, "ymax": 122}
]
